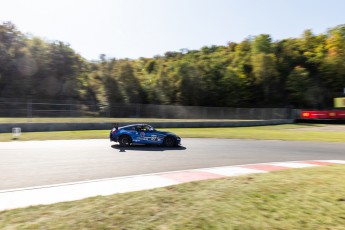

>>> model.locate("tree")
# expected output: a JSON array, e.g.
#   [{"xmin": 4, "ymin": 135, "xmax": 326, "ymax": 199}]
[
  {"xmin": 175, "ymin": 62, "xmax": 205, "ymax": 106},
  {"xmin": 251, "ymin": 35, "xmax": 279, "ymax": 105},
  {"xmin": 219, "ymin": 68, "xmax": 246, "ymax": 106},
  {"xmin": 252, "ymin": 34, "xmax": 272, "ymax": 54},
  {"xmin": 321, "ymin": 25, "xmax": 345, "ymax": 98},
  {"xmin": 286, "ymin": 66, "xmax": 311, "ymax": 107},
  {"xmin": 2, "ymin": 21, "xmax": 345, "ymax": 111},
  {"xmin": 0, "ymin": 22, "xmax": 26, "ymax": 98}
]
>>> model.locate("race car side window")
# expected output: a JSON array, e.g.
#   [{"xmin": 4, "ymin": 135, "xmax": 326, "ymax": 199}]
[
  {"xmin": 136, "ymin": 125, "xmax": 153, "ymax": 132},
  {"xmin": 136, "ymin": 126, "xmax": 144, "ymax": 131},
  {"xmin": 145, "ymin": 125, "xmax": 154, "ymax": 131}
]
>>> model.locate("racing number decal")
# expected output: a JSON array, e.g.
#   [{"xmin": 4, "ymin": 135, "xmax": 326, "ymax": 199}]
[
  {"xmin": 140, "ymin": 132, "xmax": 145, "ymax": 137},
  {"xmin": 151, "ymin": 135, "xmax": 159, "ymax": 141}
]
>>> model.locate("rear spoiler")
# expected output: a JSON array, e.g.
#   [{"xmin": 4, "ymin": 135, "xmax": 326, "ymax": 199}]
[{"xmin": 113, "ymin": 123, "xmax": 119, "ymax": 130}]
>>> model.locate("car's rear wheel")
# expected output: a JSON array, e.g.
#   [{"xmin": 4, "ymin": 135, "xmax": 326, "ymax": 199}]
[
  {"xmin": 163, "ymin": 136, "xmax": 175, "ymax": 147},
  {"xmin": 119, "ymin": 135, "xmax": 132, "ymax": 147}
]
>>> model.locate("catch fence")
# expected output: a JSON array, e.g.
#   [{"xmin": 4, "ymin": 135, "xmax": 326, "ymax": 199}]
[{"xmin": 0, "ymin": 98, "xmax": 294, "ymax": 120}]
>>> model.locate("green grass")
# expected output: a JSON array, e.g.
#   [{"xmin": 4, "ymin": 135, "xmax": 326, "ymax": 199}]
[
  {"xmin": 1, "ymin": 165, "xmax": 345, "ymax": 229},
  {"xmin": 1, "ymin": 124, "xmax": 344, "ymax": 142},
  {"xmin": 165, "ymin": 124, "xmax": 345, "ymax": 142},
  {"xmin": 0, "ymin": 130, "xmax": 109, "ymax": 142}
]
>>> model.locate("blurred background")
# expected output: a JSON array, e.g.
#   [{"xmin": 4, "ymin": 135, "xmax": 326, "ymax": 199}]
[{"xmin": 1, "ymin": 0, "xmax": 345, "ymax": 120}]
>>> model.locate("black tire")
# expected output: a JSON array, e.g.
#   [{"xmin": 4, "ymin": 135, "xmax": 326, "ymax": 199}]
[
  {"xmin": 119, "ymin": 135, "xmax": 132, "ymax": 147},
  {"xmin": 163, "ymin": 136, "xmax": 175, "ymax": 147}
]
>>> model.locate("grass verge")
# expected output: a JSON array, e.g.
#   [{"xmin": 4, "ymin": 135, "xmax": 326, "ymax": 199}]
[
  {"xmin": 166, "ymin": 124, "xmax": 345, "ymax": 142},
  {"xmin": 1, "ymin": 124, "xmax": 344, "ymax": 142},
  {"xmin": 1, "ymin": 165, "xmax": 345, "ymax": 229}
]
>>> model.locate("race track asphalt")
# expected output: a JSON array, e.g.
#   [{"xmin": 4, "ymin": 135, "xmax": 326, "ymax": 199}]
[{"xmin": 1, "ymin": 138, "xmax": 345, "ymax": 190}]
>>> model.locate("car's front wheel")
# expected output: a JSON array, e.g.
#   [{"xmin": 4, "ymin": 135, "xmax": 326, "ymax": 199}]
[
  {"xmin": 119, "ymin": 135, "xmax": 132, "ymax": 147},
  {"xmin": 163, "ymin": 136, "xmax": 176, "ymax": 147}
]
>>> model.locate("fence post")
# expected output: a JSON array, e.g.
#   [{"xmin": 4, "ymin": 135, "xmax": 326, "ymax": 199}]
[
  {"xmin": 27, "ymin": 99, "xmax": 32, "ymax": 121},
  {"xmin": 107, "ymin": 105, "xmax": 110, "ymax": 118},
  {"xmin": 272, "ymin": 108, "xmax": 276, "ymax": 119},
  {"xmin": 261, "ymin": 109, "xmax": 265, "ymax": 120},
  {"xmin": 136, "ymin": 104, "xmax": 141, "ymax": 118},
  {"xmin": 203, "ymin": 107, "xmax": 208, "ymax": 119},
  {"xmin": 70, "ymin": 101, "xmax": 73, "ymax": 117},
  {"xmin": 234, "ymin": 108, "xmax": 238, "ymax": 119}
]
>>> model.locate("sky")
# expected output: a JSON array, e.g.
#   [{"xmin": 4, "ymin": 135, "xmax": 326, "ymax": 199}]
[{"xmin": 1, "ymin": 0, "xmax": 345, "ymax": 60}]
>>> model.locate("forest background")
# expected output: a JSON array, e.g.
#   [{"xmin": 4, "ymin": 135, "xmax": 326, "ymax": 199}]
[{"xmin": 1, "ymin": 22, "xmax": 345, "ymax": 114}]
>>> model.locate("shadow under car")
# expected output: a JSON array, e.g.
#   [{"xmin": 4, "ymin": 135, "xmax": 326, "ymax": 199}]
[{"xmin": 111, "ymin": 144, "xmax": 187, "ymax": 152}]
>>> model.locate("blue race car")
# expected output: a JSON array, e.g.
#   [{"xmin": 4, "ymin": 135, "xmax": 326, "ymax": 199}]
[{"xmin": 110, "ymin": 124, "xmax": 181, "ymax": 147}]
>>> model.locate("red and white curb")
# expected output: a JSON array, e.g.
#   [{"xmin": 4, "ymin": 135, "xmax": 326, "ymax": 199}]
[{"xmin": 0, "ymin": 160, "xmax": 344, "ymax": 211}]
